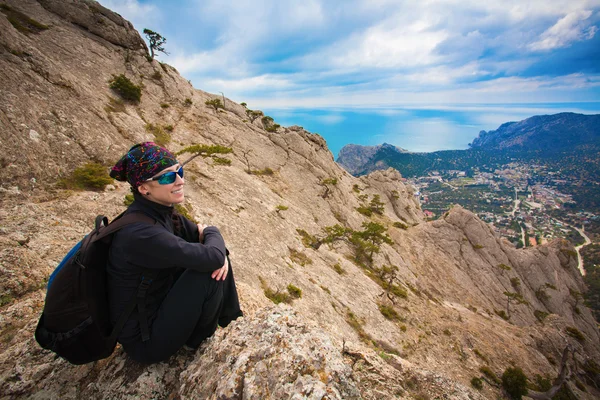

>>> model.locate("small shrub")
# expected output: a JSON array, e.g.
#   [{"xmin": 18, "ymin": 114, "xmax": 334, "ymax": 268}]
[
  {"xmin": 391, "ymin": 190, "xmax": 400, "ymax": 199},
  {"xmin": 276, "ymin": 205, "xmax": 288, "ymax": 211},
  {"xmin": 320, "ymin": 285, "xmax": 331, "ymax": 294},
  {"xmin": 502, "ymin": 367, "xmax": 528, "ymax": 399},
  {"xmin": 356, "ymin": 206, "xmax": 373, "ymax": 217},
  {"xmin": 565, "ymin": 326, "xmax": 585, "ymax": 342},
  {"xmin": 296, "ymin": 229, "xmax": 320, "ymax": 249},
  {"xmin": 287, "ymin": 284, "xmax": 302, "ymax": 299},
  {"xmin": 321, "ymin": 177, "xmax": 338, "ymax": 185},
  {"xmin": 105, "ymin": 97, "xmax": 125, "ymax": 113},
  {"xmin": 152, "ymin": 71, "xmax": 162, "ymax": 80},
  {"xmin": 443, "ymin": 328, "xmax": 452, "ymax": 336},
  {"xmin": 473, "ymin": 244, "xmax": 484, "ymax": 249},
  {"xmin": 393, "ymin": 221, "xmax": 408, "ymax": 230},
  {"xmin": 352, "ymin": 184, "xmax": 361, "ymax": 193},
  {"xmin": 124, "ymin": 193, "xmax": 134, "ymax": 206},
  {"xmin": 58, "ymin": 162, "xmax": 113, "ymax": 191},
  {"xmin": 533, "ymin": 310, "xmax": 549, "ymax": 322},
  {"xmin": 332, "ymin": 263, "xmax": 346, "ymax": 275},
  {"xmin": 379, "ymin": 304, "xmax": 401, "ymax": 321},
  {"xmin": 174, "ymin": 204, "xmax": 197, "ymax": 223},
  {"xmin": 184, "ymin": 98, "xmax": 193, "ymax": 106},
  {"xmin": 471, "ymin": 377, "xmax": 483, "ymax": 390},
  {"xmin": 205, "ymin": 98, "xmax": 224, "ymax": 111},
  {"xmin": 260, "ymin": 277, "xmax": 292, "ymax": 304},
  {"xmin": 473, "ymin": 349, "xmax": 489, "ymax": 363},
  {"xmin": 1, "ymin": 5, "xmax": 49, "ymax": 34},
  {"xmin": 400, "ymin": 325, "xmax": 407, "ymax": 332},
  {"xmin": 289, "ymin": 248, "xmax": 312, "ymax": 266},
  {"xmin": 498, "ymin": 263, "xmax": 512, "ymax": 272},
  {"xmin": 160, "ymin": 103, "xmax": 170, "ymax": 108},
  {"xmin": 480, "ymin": 366, "xmax": 501, "ymax": 384},
  {"xmin": 240, "ymin": 102, "xmax": 247, "ymax": 107},
  {"xmin": 109, "ymin": 74, "xmax": 141, "ymax": 103},
  {"xmin": 510, "ymin": 277, "xmax": 521, "ymax": 289},
  {"xmin": 164, "ymin": 125, "xmax": 174, "ymax": 132},
  {"xmin": 145, "ymin": 123, "xmax": 170, "ymax": 147},
  {"xmin": 495, "ymin": 309, "xmax": 509, "ymax": 320},
  {"xmin": 0, "ymin": 293, "xmax": 14, "ymax": 307},
  {"xmin": 250, "ymin": 168, "xmax": 274, "ymax": 176}
]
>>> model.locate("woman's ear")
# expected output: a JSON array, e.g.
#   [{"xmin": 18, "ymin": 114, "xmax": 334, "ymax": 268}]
[{"xmin": 137, "ymin": 183, "xmax": 150, "ymax": 196}]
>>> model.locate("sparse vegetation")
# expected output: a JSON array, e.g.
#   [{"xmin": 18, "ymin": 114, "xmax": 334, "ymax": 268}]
[
  {"xmin": 175, "ymin": 203, "xmax": 197, "ymax": 223},
  {"xmin": 289, "ymin": 248, "xmax": 312, "ymax": 266},
  {"xmin": 473, "ymin": 349, "xmax": 489, "ymax": 363},
  {"xmin": 160, "ymin": 102, "xmax": 169, "ymax": 108},
  {"xmin": 105, "ymin": 97, "xmax": 125, "ymax": 113},
  {"xmin": 109, "ymin": 74, "xmax": 141, "ymax": 103},
  {"xmin": 246, "ymin": 109, "xmax": 264, "ymax": 122},
  {"xmin": 332, "ymin": 262, "xmax": 346, "ymax": 275},
  {"xmin": 393, "ymin": 221, "xmax": 408, "ymax": 230},
  {"xmin": 503, "ymin": 291, "xmax": 529, "ymax": 319},
  {"xmin": 177, "ymin": 144, "xmax": 233, "ymax": 167},
  {"xmin": 184, "ymin": 98, "xmax": 193, "ymax": 106},
  {"xmin": 502, "ymin": 366, "xmax": 528, "ymax": 399},
  {"xmin": 261, "ymin": 115, "xmax": 280, "ymax": 132},
  {"xmin": 378, "ymin": 304, "xmax": 402, "ymax": 321},
  {"xmin": 145, "ymin": 123, "xmax": 170, "ymax": 147},
  {"xmin": 510, "ymin": 277, "xmax": 521, "ymax": 289},
  {"xmin": 565, "ymin": 326, "xmax": 585, "ymax": 342},
  {"xmin": 1, "ymin": 4, "xmax": 49, "ymax": 34},
  {"xmin": 275, "ymin": 205, "xmax": 288, "ymax": 212},
  {"xmin": 480, "ymin": 366, "xmax": 501, "ymax": 384},
  {"xmin": 321, "ymin": 177, "xmax": 338, "ymax": 186},
  {"xmin": 497, "ymin": 263, "xmax": 512, "ymax": 274},
  {"xmin": 287, "ymin": 284, "xmax": 302, "ymax": 299},
  {"xmin": 205, "ymin": 98, "xmax": 224, "ymax": 112},
  {"xmin": 250, "ymin": 167, "xmax": 274, "ymax": 176},
  {"xmin": 58, "ymin": 162, "xmax": 113, "ymax": 191},
  {"xmin": 534, "ymin": 309, "xmax": 549, "ymax": 322},
  {"xmin": 471, "ymin": 377, "xmax": 483, "ymax": 390},
  {"xmin": 124, "ymin": 193, "xmax": 134, "ymax": 206}
]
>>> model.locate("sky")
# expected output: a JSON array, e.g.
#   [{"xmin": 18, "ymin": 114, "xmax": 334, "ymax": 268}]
[{"xmin": 98, "ymin": 0, "xmax": 600, "ymax": 156}]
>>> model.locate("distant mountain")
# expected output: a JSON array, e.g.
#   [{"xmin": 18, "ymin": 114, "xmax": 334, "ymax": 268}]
[
  {"xmin": 337, "ymin": 112, "xmax": 600, "ymax": 177},
  {"xmin": 470, "ymin": 112, "xmax": 600, "ymax": 153},
  {"xmin": 336, "ymin": 143, "xmax": 408, "ymax": 175}
]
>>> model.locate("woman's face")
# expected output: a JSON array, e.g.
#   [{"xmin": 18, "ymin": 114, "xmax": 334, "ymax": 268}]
[{"xmin": 138, "ymin": 163, "xmax": 185, "ymax": 206}]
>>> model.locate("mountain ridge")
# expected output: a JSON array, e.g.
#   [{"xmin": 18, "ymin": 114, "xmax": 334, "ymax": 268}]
[{"xmin": 1, "ymin": 1, "xmax": 599, "ymax": 398}]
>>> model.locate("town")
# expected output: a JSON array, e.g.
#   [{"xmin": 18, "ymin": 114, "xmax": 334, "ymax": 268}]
[{"xmin": 408, "ymin": 162, "xmax": 599, "ymax": 252}]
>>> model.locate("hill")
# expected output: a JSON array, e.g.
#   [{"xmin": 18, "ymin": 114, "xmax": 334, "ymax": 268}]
[{"xmin": 1, "ymin": 1, "xmax": 599, "ymax": 398}]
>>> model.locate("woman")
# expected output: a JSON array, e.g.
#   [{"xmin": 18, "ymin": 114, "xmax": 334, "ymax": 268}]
[{"xmin": 107, "ymin": 142, "xmax": 242, "ymax": 364}]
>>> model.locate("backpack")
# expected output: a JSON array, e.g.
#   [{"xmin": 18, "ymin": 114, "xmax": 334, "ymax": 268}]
[{"xmin": 35, "ymin": 212, "xmax": 157, "ymax": 365}]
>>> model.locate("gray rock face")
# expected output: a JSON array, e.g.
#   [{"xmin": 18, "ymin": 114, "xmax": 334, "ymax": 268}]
[
  {"xmin": 38, "ymin": 0, "xmax": 148, "ymax": 50},
  {"xmin": 336, "ymin": 143, "xmax": 407, "ymax": 176}
]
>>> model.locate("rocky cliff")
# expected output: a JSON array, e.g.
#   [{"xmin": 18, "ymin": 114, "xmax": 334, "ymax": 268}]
[
  {"xmin": 1, "ymin": 1, "xmax": 599, "ymax": 399},
  {"xmin": 336, "ymin": 143, "xmax": 408, "ymax": 176}
]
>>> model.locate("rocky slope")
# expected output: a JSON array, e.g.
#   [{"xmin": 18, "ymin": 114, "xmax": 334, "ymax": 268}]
[
  {"xmin": 336, "ymin": 143, "xmax": 407, "ymax": 176},
  {"xmin": 470, "ymin": 112, "xmax": 600, "ymax": 152},
  {"xmin": 1, "ymin": 1, "xmax": 599, "ymax": 398}
]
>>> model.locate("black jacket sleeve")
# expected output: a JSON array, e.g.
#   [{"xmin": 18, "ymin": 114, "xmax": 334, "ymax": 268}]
[{"xmin": 121, "ymin": 223, "xmax": 226, "ymax": 272}]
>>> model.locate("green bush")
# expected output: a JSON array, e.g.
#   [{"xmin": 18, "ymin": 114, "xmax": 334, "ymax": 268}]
[
  {"xmin": 250, "ymin": 168, "xmax": 274, "ymax": 176},
  {"xmin": 289, "ymin": 248, "xmax": 312, "ymax": 266},
  {"xmin": 533, "ymin": 310, "xmax": 549, "ymax": 322},
  {"xmin": 260, "ymin": 277, "xmax": 292, "ymax": 304},
  {"xmin": 212, "ymin": 157, "xmax": 231, "ymax": 166},
  {"xmin": 160, "ymin": 103, "xmax": 169, "ymax": 108},
  {"xmin": 276, "ymin": 205, "xmax": 288, "ymax": 211},
  {"xmin": 565, "ymin": 326, "xmax": 585, "ymax": 342},
  {"xmin": 332, "ymin": 263, "xmax": 346, "ymax": 275},
  {"xmin": 184, "ymin": 98, "xmax": 193, "ymax": 106},
  {"xmin": 205, "ymin": 98, "xmax": 224, "ymax": 111},
  {"xmin": 109, "ymin": 74, "xmax": 141, "ymax": 103},
  {"xmin": 59, "ymin": 162, "xmax": 113, "ymax": 191},
  {"xmin": 502, "ymin": 367, "xmax": 528, "ymax": 399},
  {"xmin": 480, "ymin": 366, "xmax": 501, "ymax": 384},
  {"xmin": 378, "ymin": 304, "xmax": 402, "ymax": 321},
  {"xmin": 321, "ymin": 177, "xmax": 338, "ymax": 185},
  {"xmin": 471, "ymin": 377, "xmax": 483, "ymax": 390},
  {"xmin": 393, "ymin": 221, "xmax": 408, "ymax": 230},
  {"xmin": 287, "ymin": 284, "xmax": 302, "ymax": 299},
  {"xmin": 124, "ymin": 193, "xmax": 134, "ymax": 206}
]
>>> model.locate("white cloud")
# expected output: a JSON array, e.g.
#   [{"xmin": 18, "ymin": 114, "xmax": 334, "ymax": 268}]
[{"xmin": 529, "ymin": 10, "xmax": 597, "ymax": 50}]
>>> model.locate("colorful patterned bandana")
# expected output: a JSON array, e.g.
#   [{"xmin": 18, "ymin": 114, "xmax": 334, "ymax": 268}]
[{"xmin": 110, "ymin": 142, "xmax": 178, "ymax": 188}]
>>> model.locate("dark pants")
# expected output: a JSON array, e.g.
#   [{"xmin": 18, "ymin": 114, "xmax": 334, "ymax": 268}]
[{"xmin": 123, "ymin": 269, "xmax": 224, "ymax": 364}]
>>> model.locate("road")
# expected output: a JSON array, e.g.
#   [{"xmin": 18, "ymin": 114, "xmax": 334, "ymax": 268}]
[{"xmin": 553, "ymin": 219, "xmax": 592, "ymax": 276}]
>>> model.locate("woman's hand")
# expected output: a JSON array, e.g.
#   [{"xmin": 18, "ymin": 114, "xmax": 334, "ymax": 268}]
[
  {"xmin": 197, "ymin": 224, "xmax": 207, "ymax": 243},
  {"xmin": 211, "ymin": 257, "xmax": 229, "ymax": 281}
]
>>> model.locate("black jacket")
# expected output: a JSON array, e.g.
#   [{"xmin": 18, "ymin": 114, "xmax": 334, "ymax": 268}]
[{"xmin": 107, "ymin": 193, "xmax": 227, "ymax": 344}]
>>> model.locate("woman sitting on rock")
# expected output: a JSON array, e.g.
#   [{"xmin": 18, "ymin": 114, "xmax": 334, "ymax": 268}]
[{"xmin": 108, "ymin": 142, "xmax": 242, "ymax": 363}]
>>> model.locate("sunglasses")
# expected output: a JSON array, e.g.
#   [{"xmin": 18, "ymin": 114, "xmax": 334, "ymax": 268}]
[{"xmin": 146, "ymin": 166, "xmax": 184, "ymax": 185}]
